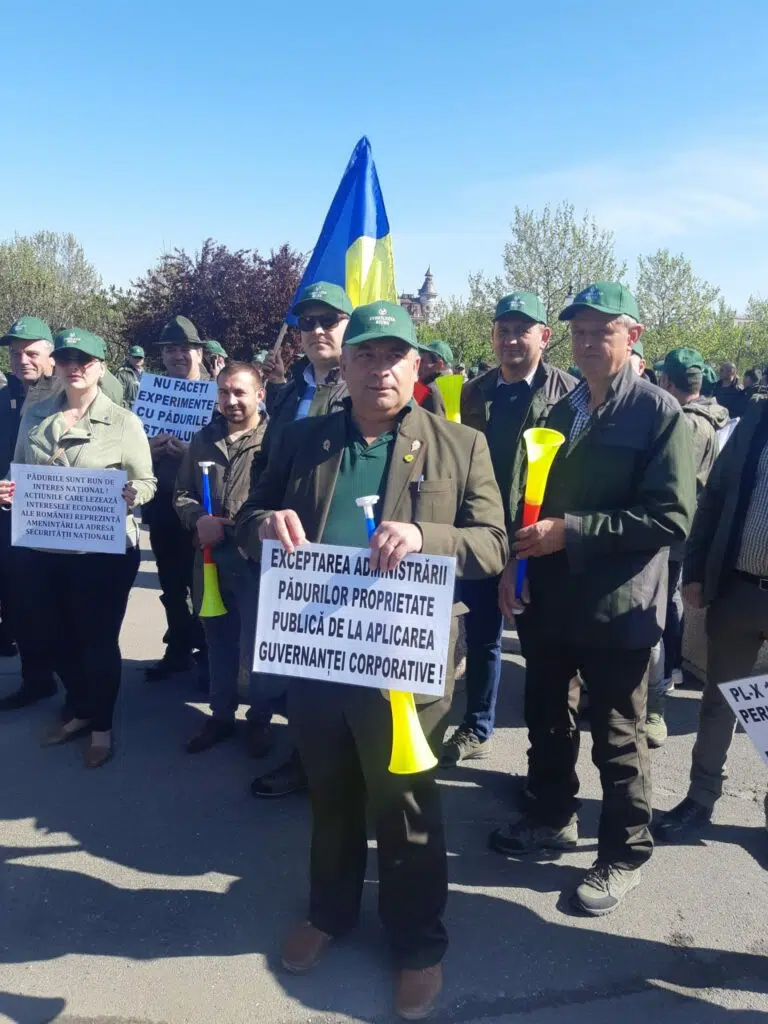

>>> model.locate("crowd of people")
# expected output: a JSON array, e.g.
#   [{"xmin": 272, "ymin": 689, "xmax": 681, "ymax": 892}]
[{"xmin": 0, "ymin": 282, "xmax": 766, "ymax": 1020}]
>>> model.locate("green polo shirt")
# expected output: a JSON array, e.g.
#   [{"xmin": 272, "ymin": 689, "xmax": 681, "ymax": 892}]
[{"xmin": 320, "ymin": 417, "xmax": 397, "ymax": 548}]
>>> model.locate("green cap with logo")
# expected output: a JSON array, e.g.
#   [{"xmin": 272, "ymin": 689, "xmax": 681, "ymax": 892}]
[
  {"xmin": 559, "ymin": 281, "xmax": 639, "ymax": 321},
  {"xmin": 494, "ymin": 291, "xmax": 548, "ymax": 325},
  {"xmin": 204, "ymin": 339, "xmax": 228, "ymax": 358},
  {"xmin": 129, "ymin": 345, "xmax": 145, "ymax": 358},
  {"xmin": 426, "ymin": 339, "xmax": 454, "ymax": 365},
  {"xmin": 53, "ymin": 328, "xmax": 106, "ymax": 361},
  {"xmin": 291, "ymin": 281, "xmax": 353, "ymax": 318},
  {"xmin": 1, "ymin": 315, "xmax": 54, "ymax": 346},
  {"xmin": 159, "ymin": 315, "xmax": 203, "ymax": 346},
  {"xmin": 661, "ymin": 347, "xmax": 705, "ymax": 388},
  {"xmin": 343, "ymin": 301, "xmax": 418, "ymax": 349}
]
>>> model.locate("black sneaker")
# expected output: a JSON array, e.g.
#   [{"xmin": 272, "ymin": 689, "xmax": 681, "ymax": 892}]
[
  {"xmin": 185, "ymin": 719, "xmax": 235, "ymax": 754},
  {"xmin": 573, "ymin": 861, "xmax": 642, "ymax": 916},
  {"xmin": 0, "ymin": 684, "xmax": 57, "ymax": 711},
  {"xmin": 652, "ymin": 796, "xmax": 712, "ymax": 843},
  {"xmin": 440, "ymin": 727, "xmax": 491, "ymax": 766},
  {"xmin": 145, "ymin": 653, "xmax": 193, "ymax": 682},
  {"xmin": 489, "ymin": 814, "xmax": 578, "ymax": 856},
  {"xmin": 250, "ymin": 752, "xmax": 308, "ymax": 799}
]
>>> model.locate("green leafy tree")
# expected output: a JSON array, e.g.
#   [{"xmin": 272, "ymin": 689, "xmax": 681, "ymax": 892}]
[
  {"xmin": 471, "ymin": 202, "xmax": 627, "ymax": 365},
  {"xmin": 416, "ymin": 297, "xmax": 494, "ymax": 367}
]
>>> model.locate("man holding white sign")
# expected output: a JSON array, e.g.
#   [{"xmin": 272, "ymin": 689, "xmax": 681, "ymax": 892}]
[{"xmin": 236, "ymin": 300, "xmax": 507, "ymax": 1021}]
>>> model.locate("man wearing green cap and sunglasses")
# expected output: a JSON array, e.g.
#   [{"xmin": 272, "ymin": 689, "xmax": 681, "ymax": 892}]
[
  {"xmin": 490, "ymin": 282, "xmax": 696, "ymax": 916},
  {"xmin": 116, "ymin": 345, "xmax": 145, "ymax": 406},
  {"xmin": 236, "ymin": 299, "xmax": 507, "ymax": 1019}
]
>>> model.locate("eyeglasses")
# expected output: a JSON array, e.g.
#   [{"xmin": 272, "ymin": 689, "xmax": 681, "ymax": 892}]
[{"xmin": 298, "ymin": 314, "xmax": 344, "ymax": 332}]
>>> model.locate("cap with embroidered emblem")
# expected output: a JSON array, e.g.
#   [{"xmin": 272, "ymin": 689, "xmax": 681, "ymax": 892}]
[
  {"xmin": 1, "ymin": 315, "xmax": 54, "ymax": 346},
  {"xmin": 494, "ymin": 291, "xmax": 547, "ymax": 325},
  {"xmin": 291, "ymin": 281, "xmax": 353, "ymax": 317},
  {"xmin": 159, "ymin": 315, "xmax": 203, "ymax": 346},
  {"xmin": 559, "ymin": 281, "xmax": 639, "ymax": 321},
  {"xmin": 53, "ymin": 328, "xmax": 106, "ymax": 361},
  {"xmin": 343, "ymin": 301, "xmax": 418, "ymax": 348}
]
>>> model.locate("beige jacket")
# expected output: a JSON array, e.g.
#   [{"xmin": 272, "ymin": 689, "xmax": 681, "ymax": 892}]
[{"xmin": 14, "ymin": 389, "xmax": 156, "ymax": 548}]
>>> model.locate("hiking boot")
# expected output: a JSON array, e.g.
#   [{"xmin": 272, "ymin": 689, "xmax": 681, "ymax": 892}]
[
  {"xmin": 646, "ymin": 711, "xmax": 668, "ymax": 748},
  {"xmin": 280, "ymin": 921, "xmax": 332, "ymax": 974},
  {"xmin": 145, "ymin": 653, "xmax": 192, "ymax": 682},
  {"xmin": 250, "ymin": 751, "xmax": 307, "ymax": 798},
  {"xmin": 489, "ymin": 815, "xmax": 578, "ymax": 856},
  {"xmin": 245, "ymin": 721, "xmax": 274, "ymax": 759},
  {"xmin": 653, "ymin": 796, "xmax": 712, "ymax": 843},
  {"xmin": 395, "ymin": 964, "xmax": 443, "ymax": 1020},
  {"xmin": 0, "ymin": 683, "xmax": 57, "ymax": 711},
  {"xmin": 440, "ymin": 727, "xmax": 490, "ymax": 766},
  {"xmin": 185, "ymin": 719, "xmax": 235, "ymax": 754},
  {"xmin": 573, "ymin": 861, "xmax": 642, "ymax": 916}
]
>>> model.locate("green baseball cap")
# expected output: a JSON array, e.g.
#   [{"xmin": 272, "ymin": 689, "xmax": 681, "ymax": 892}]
[
  {"xmin": 426, "ymin": 339, "xmax": 454, "ymax": 365},
  {"xmin": 204, "ymin": 339, "xmax": 228, "ymax": 358},
  {"xmin": 661, "ymin": 347, "xmax": 705, "ymax": 388},
  {"xmin": 292, "ymin": 281, "xmax": 353, "ymax": 318},
  {"xmin": 129, "ymin": 345, "xmax": 145, "ymax": 358},
  {"xmin": 559, "ymin": 281, "xmax": 639, "ymax": 321},
  {"xmin": 159, "ymin": 315, "xmax": 203, "ymax": 346},
  {"xmin": 653, "ymin": 359, "xmax": 665, "ymax": 372},
  {"xmin": 494, "ymin": 291, "xmax": 547, "ymax": 325},
  {"xmin": 1, "ymin": 315, "xmax": 54, "ymax": 346},
  {"xmin": 632, "ymin": 340, "xmax": 645, "ymax": 358},
  {"xmin": 53, "ymin": 328, "xmax": 106, "ymax": 361},
  {"xmin": 343, "ymin": 301, "xmax": 418, "ymax": 349}
]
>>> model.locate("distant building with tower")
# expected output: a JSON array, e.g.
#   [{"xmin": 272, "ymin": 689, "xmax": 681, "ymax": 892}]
[{"xmin": 399, "ymin": 268, "xmax": 438, "ymax": 324}]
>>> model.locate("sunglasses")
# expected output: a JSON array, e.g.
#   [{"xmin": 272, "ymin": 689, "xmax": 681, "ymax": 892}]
[{"xmin": 298, "ymin": 313, "xmax": 344, "ymax": 332}]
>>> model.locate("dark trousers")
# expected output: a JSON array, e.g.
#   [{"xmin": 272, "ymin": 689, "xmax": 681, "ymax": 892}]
[
  {"xmin": 662, "ymin": 559, "xmax": 684, "ymax": 677},
  {"xmin": 519, "ymin": 622, "xmax": 653, "ymax": 867},
  {"xmin": 288, "ymin": 680, "xmax": 451, "ymax": 969},
  {"xmin": 12, "ymin": 546, "xmax": 140, "ymax": 730},
  {"xmin": 0, "ymin": 511, "xmax": 14, "ymax": 644},
  {"xmin": 149, "ymin": 518, "xmax": 204, "ymax": 658},
  {"xmin": 459, "ymin": 575, "xmax": 503, "ymax": 740}
]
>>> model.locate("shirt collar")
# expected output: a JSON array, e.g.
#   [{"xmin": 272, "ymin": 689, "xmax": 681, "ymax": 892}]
[{"xmin": 497, "ymin": 364, "xmax": 538, "ymax": 388}]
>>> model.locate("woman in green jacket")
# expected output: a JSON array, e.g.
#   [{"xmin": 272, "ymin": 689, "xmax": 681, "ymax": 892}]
[{"xmin": 0, "ymin": 328, "xmax": 156, "ymax": 767}]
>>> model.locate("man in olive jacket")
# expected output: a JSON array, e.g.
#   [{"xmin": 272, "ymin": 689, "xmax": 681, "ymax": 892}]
[
  {"xmin": 443, "ymin": 293, "xmax": 575, "ymax": 765},
  {"xmin": 235, "ymin": 301, "xmax": 507, "ymax": 1020},
  {"xmin": 490, "ymin": 283, "xmax": 696, "ymax": 916},
  {"xmin": 655, "ymin": 393, "xmax": 768, "ymax": 841}
]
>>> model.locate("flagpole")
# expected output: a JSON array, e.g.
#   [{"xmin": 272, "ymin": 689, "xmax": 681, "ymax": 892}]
[{"xmin": 271, "ymin": 322, "xmax": 288, "ymax": 354}]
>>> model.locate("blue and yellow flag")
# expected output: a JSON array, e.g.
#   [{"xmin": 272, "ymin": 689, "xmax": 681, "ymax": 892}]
[{"xmin": 287, "ymin": 136, "xmax": 396, "ymax": 323}]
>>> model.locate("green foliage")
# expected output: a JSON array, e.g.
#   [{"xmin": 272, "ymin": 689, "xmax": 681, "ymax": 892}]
[
  {"xmin": 470, "ymin": 202, "xmax": 627, "ymax": 366},
  {"xmin": 416, "ymin": 297, "xmax": 494, "ymax": 367}
]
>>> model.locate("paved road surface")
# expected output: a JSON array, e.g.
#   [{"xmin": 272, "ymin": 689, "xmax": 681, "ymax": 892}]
[{"xmin": 1, "ymin": 538, "xmax": 766, "ymax": 1023}]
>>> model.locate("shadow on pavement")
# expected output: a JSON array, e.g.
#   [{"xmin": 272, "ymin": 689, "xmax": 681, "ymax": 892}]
[{"xmin": 0, "ymin": 990, "xmax": 66, "ymax": 1024}]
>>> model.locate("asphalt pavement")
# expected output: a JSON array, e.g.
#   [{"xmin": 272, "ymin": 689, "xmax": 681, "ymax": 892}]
[{"xmin": 0, "ymin": 537, "xmax": 766, "ymax": 1024}]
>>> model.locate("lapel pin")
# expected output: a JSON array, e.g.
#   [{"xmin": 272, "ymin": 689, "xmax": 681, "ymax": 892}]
[
  {"xmin": 322, "ymin": 439, "xmax": 330, "ymax": 451},
  {"xmin": 403, "ymin": 453, "xmax": 415, "ymax": 463},
  {"xmin": 410, "ymin": 439, "xmax": 421, "ymax": 452}
]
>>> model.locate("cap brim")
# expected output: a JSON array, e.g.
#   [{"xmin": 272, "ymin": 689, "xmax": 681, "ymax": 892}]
[
  {"xmin": 157, "ymin": 339, "xmax": 203, "ymax": 347},
  {"xmin": 494, "ymin": 311, "xmax": 540, "ymax": 324},
  {"xmin": 559, "ymin": 301, "xmax": 627, "ymax": 321},
  {"xmin": 344, "ymin": 331, "xmax": 419, "ymax": 349},
  {"xmin": 292, "ymin": 299, "xmax": 347, "ymax": 317}
]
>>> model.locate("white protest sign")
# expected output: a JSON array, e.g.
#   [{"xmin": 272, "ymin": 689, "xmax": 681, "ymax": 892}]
[
  {"xmin": 254, "ymin": 541, "xmax": 457, "ymax": 697},
  {"xmin": 133, "ymin": 372, "xmax": 218, "ymax": 442},
  {"xmin": 719, "ymin": 677, "xmax": 768, "ymax": 767},
  {"xmin": 10, "ymin": 464, "xmax": 127, "ymax": 554}
]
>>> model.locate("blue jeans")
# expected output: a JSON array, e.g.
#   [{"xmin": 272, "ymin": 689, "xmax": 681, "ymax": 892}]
[
  {"xmin": 459, "ymin": 575, "xmax": 503, "ymax": 741},
  {"xmin": 202, "ymin": 579, "xmax": 271, "ymax": 726}
]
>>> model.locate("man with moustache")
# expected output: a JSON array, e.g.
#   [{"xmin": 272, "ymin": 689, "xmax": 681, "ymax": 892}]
[
  {"xmin": 143, "ymin": 315, "xmax": 211, "ymax": 681},
  {"xmin": 175, "ymin": 363, "xmax": 274, "ymax": 756},
  {"xmin": 445, "ymin": 293, "xmax": 575, "ymax": 763},
  {"xmin": 489, "ymin": 283, "xmax": 695, "ymax": 916},
  {"xmin": 236, "ymin": 300, "xmax": 507, "ymax": 1019}
]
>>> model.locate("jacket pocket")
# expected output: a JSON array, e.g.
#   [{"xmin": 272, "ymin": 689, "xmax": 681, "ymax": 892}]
[{"xmin": 411, "ymin": 480, "xmax": 457, "ymax": 523}]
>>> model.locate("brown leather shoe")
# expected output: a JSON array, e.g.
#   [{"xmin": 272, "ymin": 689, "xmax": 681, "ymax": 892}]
[
  {"xmin": 395, "ymin": 964, "xmax": 443, "ymax": 1020},
  {"xmin": 280, "ymin": 921, "xmax": 332, "ymax": 974},
  {"xmin": 41, "ymin": 719, "xmax": 90, "ymax": 747},
  {"xmin": 84, "ymin": 743, "xmax": 113, "ymax": 769}
]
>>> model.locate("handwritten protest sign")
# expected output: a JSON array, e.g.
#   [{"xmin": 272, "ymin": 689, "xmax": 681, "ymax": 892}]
[
  {"xmin": 133, "ymin": 373, "xmax": 217, "ymax": 442},
  {"xmin": 254, "ymin": 541, "xmax": 456, "ymax": 696},
  {"xmin": 719, "ymin": 677, "xmax": 768, "ymax": 767},
  {"xmin": 10, "ymin": 465, "xmax": 127, "ymax": 554}
]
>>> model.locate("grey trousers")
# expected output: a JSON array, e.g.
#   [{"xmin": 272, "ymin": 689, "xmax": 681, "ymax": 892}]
[{"xmin": 688, "ymin": 575, "xmax": 768, "ymax": 809}]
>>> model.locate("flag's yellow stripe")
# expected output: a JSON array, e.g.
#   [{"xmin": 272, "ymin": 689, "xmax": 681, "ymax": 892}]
[{"xmin": 345, "ymin": 234, "xmax": 396, "ymax": 308}]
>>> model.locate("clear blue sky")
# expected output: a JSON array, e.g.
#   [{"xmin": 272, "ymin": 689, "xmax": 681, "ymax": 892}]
[{"xmin": 4, "ymin": 0, "xmax": 768, "ymax": 312}]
